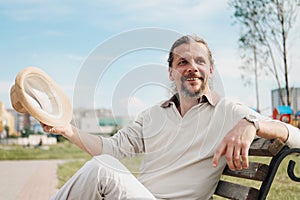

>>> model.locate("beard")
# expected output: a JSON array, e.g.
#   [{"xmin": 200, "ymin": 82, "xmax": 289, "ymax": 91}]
[
  {"xmin": 181, "ymin": 84, "xmax": 203, "ymax": 98},
  {"xmin": 170, "ymin": 75, "xmax": 213, "ymax": 98},
  {"xmin": 180, "ymin": 75, "xmax": 204, "ymax": 98}
]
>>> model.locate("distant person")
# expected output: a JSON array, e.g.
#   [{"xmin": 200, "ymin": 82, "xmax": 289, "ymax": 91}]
[
  {"xmin": 42, "ymin": 35, "xmax": 300, "ymax": 199},
  {"xmin": 34, "ymin": 138, "xmax": 43, "ymax": 148},
  {"xmin": 5, "ymin": 125, "xmax": 9, "ymax": 139}
]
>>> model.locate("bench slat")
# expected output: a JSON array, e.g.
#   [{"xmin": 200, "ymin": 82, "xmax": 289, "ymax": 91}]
[
  {"xmin": 249, "ymin": 138, "xmax": 285, "ymax": 156},
  {"xmin": 214, "ymin": 138, "xmax": 292, "ymax": 200},
  {"xmin": 223, "ymin": 162, "xmax": 269, "ymax": 181},
  {"xmin": 215, "ymin": 180, "xmax": 259, "ymax": 200}
]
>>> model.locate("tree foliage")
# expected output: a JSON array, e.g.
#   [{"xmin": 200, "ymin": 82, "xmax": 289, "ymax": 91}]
[{"xmin": 230, "ymin": 0, "xmax": 299, "ymax": 106}]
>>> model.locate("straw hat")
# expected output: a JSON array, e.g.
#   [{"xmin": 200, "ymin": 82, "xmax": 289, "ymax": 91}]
[{"xmin": 10, "ymin": 67, "xmax": 72, "ymax": 126}]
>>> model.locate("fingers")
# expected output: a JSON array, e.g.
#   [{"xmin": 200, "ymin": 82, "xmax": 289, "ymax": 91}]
[
  {"xmin": 225, "ymin": 142, "xmax": 236, "ymax": 170},
  {"xmin": 212, "ymin": 119, "xmax": 257, "ymax": 170},
  {"xmin": 233, "ymin": 146, "xmax": 242, "ymax": 170},
  {"xmin": 43, "ymin": 125, "xmax": 54, "ymax": 133},
  {"xmin": 40, "ymin": 123, "xmax": 57, "ymax": 134},
  {"xmin": 212, "ymin": 142, "xmax": 226, "ymax": 167},
  {"xmin": 241, "ymin": 143, "xmax": 250, "ymax": 169},
  {"xmin": 213, "ymin": 138, "xmax": 244, "ymax": 171},
  {"xmin": 213, "ymin": 145, "xmax": 246, "ymax": 171}
]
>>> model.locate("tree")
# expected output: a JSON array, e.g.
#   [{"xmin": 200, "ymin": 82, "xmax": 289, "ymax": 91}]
[
  {"xmin": 229, "ymin": 0, "xmax": 268, "ymax": 112},
  {"xmin": 270, "ymin": 0, "xmax": 299, "ymax": 106},
  {"xmin": 230, "ymin": 0, "xmax": 299, "ymax": 106}
]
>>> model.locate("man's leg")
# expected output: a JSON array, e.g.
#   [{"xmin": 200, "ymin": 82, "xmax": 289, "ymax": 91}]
[{"xmin": 51, "ymin": 154, "xmax": 156, "ymax": 200}]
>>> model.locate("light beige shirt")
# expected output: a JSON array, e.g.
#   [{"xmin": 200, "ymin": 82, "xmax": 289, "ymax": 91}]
[{"xmin": 102, "ymin": 93, "xmax": 300, "ymax": 199}]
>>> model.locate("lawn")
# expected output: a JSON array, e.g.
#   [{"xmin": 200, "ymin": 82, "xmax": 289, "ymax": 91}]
[
  {"xmin": 1, "ymin": 141, "xmax": 299, "ymax": 199},
  {"xmin": 0, "ymin": 141, "xmax": 90, "ymax": 160}
]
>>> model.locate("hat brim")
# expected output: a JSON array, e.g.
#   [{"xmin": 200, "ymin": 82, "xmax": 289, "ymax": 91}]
[{"xmin": 10, "ymin": 67, "xmax": 72, "ymax": 126}]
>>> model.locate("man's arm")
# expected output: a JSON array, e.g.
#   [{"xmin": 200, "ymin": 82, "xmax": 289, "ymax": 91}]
[
  {"xmin": 42, "ymin": 123, "xmax": 103, "ymax": 156},
  {"xmin": 212, "ymin": 119, "xmax": 293, "ymax": 171}
]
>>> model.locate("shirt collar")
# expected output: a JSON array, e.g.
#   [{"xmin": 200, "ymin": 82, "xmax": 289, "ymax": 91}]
[{"xmin": 161, "ymin": 91, "xmax": 221, "ymax": 108}]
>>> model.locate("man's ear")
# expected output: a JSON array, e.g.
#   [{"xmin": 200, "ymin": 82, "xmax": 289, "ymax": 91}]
[
  {"xmin": 209, "ymin": 65, "xmax": 214, "ymax": 78},
  {"xmin": 168, "ymin": 67, "xmax": 174, "ymax": 81}
]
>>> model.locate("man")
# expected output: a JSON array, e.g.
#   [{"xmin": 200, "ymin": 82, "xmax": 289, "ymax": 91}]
[{"xmin": 43, "ymin": 35, "xmax": 300, "ymax": 199}]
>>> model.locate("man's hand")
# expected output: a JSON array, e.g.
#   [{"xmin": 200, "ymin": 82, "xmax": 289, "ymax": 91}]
[
  {"xmin": 212, "ymin": 119, "xmax": 257, "ymax": 171},
  {"xmin": 41, "ymin": 123, "xmax": 73, "ymax": 137},
  {"xmin": 41, "ymin": 122, "xmax": 103, "ymax": 156}
]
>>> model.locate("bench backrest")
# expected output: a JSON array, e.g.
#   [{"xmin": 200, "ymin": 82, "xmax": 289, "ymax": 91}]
[{"xmin": 214, "ymin": 138, "xmax": 300, "ymax": 200}]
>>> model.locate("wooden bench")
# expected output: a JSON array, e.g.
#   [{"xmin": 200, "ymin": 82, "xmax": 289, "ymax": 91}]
[{"xmin": 214, "ymin": 138, "xmax": 300, "ymax": 200}]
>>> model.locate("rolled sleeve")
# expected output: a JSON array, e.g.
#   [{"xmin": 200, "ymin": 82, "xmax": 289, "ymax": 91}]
[
  {"xmin": 285, "ymin": 124, "xmax": 300, "ymax": 148},
  {"xmin": 100, "ymin": 113, "xmax": 145, "ymax": 159}
]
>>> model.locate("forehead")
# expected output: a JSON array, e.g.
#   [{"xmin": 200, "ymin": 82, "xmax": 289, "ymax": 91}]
[{"xmin": 173, "ymin": 42, "xmax": 209, "ymax": 59}]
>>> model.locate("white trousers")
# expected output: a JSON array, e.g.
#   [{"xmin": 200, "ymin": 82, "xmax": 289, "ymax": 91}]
[{"xmin": 51, "ymin": 155, "xmax": 156, "ymax": 200}]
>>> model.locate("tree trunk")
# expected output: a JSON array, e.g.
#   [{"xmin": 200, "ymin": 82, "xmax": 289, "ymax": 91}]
[
  {"xmin": 281, "ymin": 16, "xmax": 290, "ymax": 106},
  {"xmin": 276, "ymin": 0, "xmax": 290, "ymax": 105},
  {"xmin": 253, "ymin": 46, "xmax": 260, "ymax": 113}
]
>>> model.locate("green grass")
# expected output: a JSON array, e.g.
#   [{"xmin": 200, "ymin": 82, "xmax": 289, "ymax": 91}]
[
  {"xmin": 0, "ymin": 141, "xmax": 91, "ymax": 160},
  {"xmin": 57, "ymin": 160, "xmax": 88, "ymax": 188}
]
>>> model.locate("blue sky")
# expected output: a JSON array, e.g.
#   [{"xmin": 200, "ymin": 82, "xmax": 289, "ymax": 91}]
[{"xmin": 1, "ymin": 0, "xmax": 299, "ymax": 118}]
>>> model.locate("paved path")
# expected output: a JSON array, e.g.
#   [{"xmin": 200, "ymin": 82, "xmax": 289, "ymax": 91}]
[{"xmin": 0, "ymin": 160, "xmax": 64, "ymax": 200}]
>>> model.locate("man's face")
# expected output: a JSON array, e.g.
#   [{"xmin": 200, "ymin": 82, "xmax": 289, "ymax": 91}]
[{"xmin": 169, "ymin": 41, "xmax": 213, "ymax": 98}]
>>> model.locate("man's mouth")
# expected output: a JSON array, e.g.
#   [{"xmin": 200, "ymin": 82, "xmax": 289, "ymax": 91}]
[
  {"xmin": 180, "ymin": 73, "xmax": 205, "ymax": 83},
  {"xmin": 186, "ymin": 77, "xmax": 201, "ymax": 81},
  {"xmin": 185, "ymin": 75, "xmax": 204, "ymax": 82}
]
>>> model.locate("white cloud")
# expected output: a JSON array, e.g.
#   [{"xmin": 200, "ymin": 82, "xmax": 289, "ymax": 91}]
[
  {"xmin": 118, "ymin": 0, "xmax": 227, "ymax": 19},
  {"xmin": 0, "ymin": 0, "xmax": 46, "ymax": 3},
  {"xmin": 0, "ymin": 0, "xmax": 230, "ymax": 37},
  {"xmin": 0, "ymin": 0, "xmax": 73, "ymax": 21}
]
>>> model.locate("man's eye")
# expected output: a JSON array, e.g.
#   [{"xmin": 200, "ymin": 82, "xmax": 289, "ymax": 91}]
[
  {"xmin": 178, "ymin": 60, "xmax": 187, "ymax": 65},
  {"xmin": 197, "ymin": 59, "xmax": 205, "ymax": 64}
]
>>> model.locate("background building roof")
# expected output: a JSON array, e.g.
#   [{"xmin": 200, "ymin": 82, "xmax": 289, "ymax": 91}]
[{"xmin": 274, "ymin": 105, "xmax": 293, "ymax": 115}]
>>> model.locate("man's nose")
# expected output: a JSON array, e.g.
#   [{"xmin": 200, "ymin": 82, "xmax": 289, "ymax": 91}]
[{"xmin": 187, "ymin": 61, "xmax": 199, "ymax": 73}]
